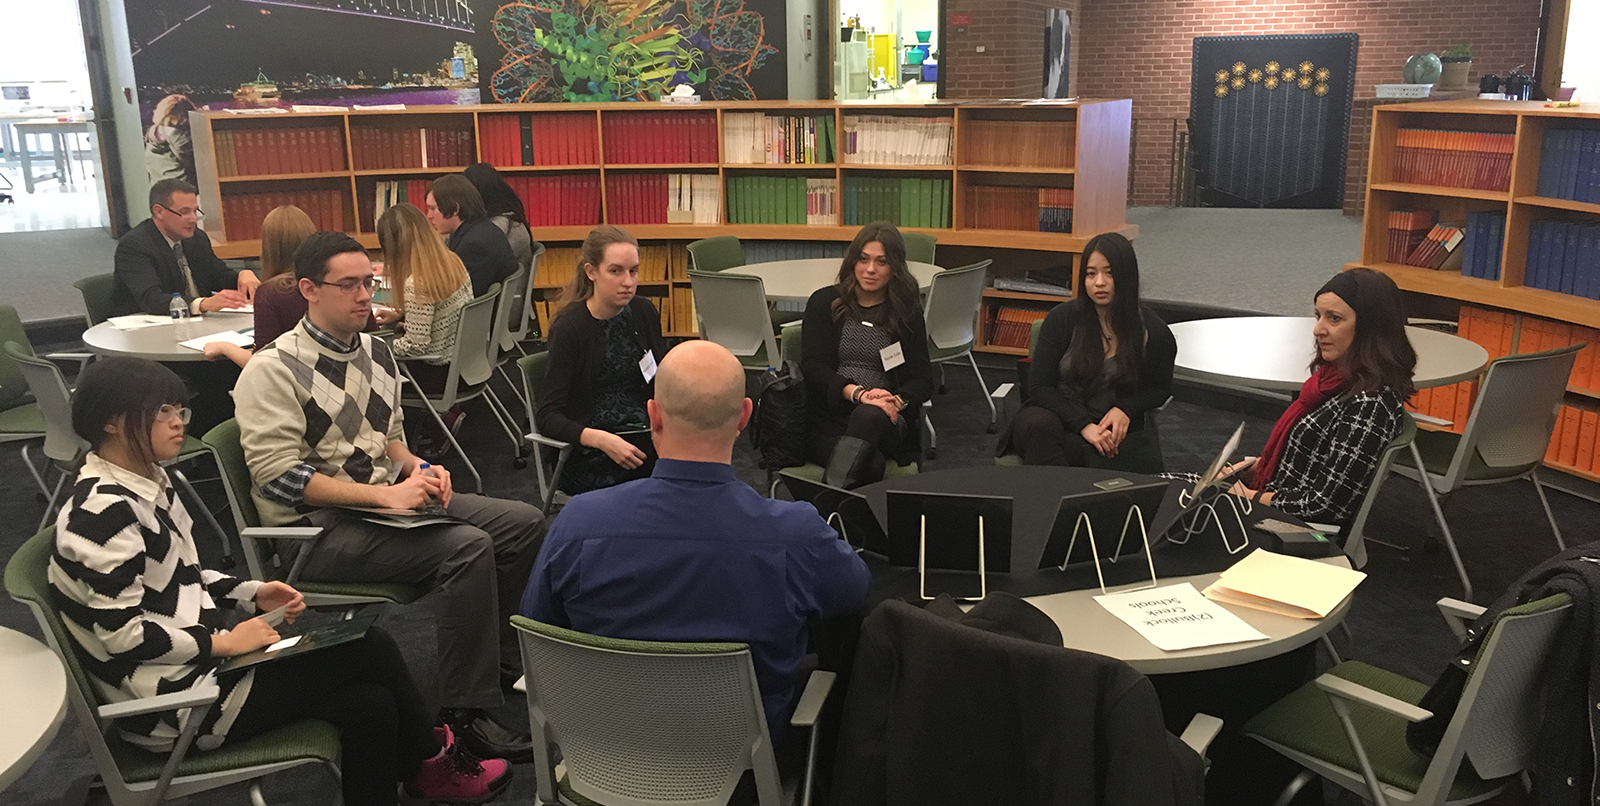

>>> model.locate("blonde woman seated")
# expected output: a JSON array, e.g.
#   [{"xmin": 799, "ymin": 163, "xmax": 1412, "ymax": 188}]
[{"xmin": 377, "ymin": 203, "xmax": 474, "ymax": 387}]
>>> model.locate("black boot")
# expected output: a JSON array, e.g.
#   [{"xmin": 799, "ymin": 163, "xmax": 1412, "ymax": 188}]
[
  {"xmin": 823, "ymin": 436, "xmax": 886, "ymax": 489},
  {"xmin": 440, "ymin": 707, "xmax": 533, "ymax": 763}
]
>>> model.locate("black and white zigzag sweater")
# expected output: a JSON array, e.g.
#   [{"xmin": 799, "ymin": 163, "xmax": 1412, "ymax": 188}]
[{"xmin": 49, "ymin": 452, "xmax": 262, "ymax": 751}]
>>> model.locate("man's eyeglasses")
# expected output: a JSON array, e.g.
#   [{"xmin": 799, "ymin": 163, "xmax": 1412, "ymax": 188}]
[
  {"xmin": 156, "ymin": 405, "xmax": 193, "ymax": 425},
  {"xmin": 155, "ymin": 203, "xmax": 204, "ymax": 219},
  {"xmin": 312, "ymin": 276, "xmax": 378, "ymax": 294}
]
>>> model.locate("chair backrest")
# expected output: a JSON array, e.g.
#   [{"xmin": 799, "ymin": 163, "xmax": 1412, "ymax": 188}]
[
  {"xmin": 1449, "ymin": 345, "xmax": 1580, "ymax": 482},
  {"xmin": 686, "ymin": 236, "xmax": 745, "ymax": 273},
  {"xmin": 923, "ymin": 260, "xmax": 991, "ymax": 351},
  {"xmin": 437, "ymin": 284, "xmax": 501, "ymax": 404},
  {"xmin": 513, "ymin": 616, "xmax": 780, "ymax": 806},
  {"xmin": 495, "ymin": 265, "xmax": 530, "ymax": 352},
  {"xmin": 1028, "ymin": 317, "xmax": 1047, "ymax": 355},
  {"xmin": 517, "ymin": 350, "xmax": 550, "ymax": 436},
  {"xmin": 0, "ymin": 305, "xmax": 35, "ymax": 410},
  {"xmin": 73, "ymin": 273, "xmax": 116, "ymax": 326},
  {"xmin": 1437, "ymin": 594, "xmax": 1572, "ymax": 785},
  {"xmin": 5, "ymin": 342, "xmax": 85, "ymax": 464},
  {"xmin": 902, "ymin": 232, "xmax": 937, "ymax": 264},
  {"xmin": 517, "ymin": 242, "xmax": 546, "ymax": 342},
  {"xmin": 1340, "ymin": 412, "xmax": 1417, "ymax": 569},
  {"xmin": 200, "ymin": 418, "xmax": 269, "ymax": 541},
  {"xmin": 687, "ymin": 270, "xmax": 778, "ymax": 367},
  {"xmin": 780, "ymin": 321, "xmax": 802, "ymax": 365}
]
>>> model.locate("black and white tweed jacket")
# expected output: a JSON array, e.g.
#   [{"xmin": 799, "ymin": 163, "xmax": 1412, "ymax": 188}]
[{"xmin": 1266, "ymin": 389, "xmax": 1406, "ymax": 525}]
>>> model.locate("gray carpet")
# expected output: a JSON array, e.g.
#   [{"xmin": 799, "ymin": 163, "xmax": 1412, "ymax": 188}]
[
  {"xmin": 0, "ymin": 228, "xmax": 118, "ymax": 321},
  {"xmin": 1129, "ymin": 207, "xmax": 1364, "ymax": 316}
]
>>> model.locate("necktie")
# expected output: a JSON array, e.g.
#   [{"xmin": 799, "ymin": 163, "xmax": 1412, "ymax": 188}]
[{"xmin": 173, "ymin": 242, "xmax": 199, "ymax": 300}]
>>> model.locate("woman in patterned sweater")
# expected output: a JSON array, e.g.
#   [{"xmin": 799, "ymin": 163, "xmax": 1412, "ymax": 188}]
[
  {"xmin": 377, "ymin": 203, "xmax": 474, "ymax": 382},
  {"xmin": 801, "ymin": 221, "xmax": 935, "ymax": 484},
  {"xmin": 1224, "ymin": 268, "xmax": 1417, "ymax": 527},
  {"xmin": 49, "ymin": 357, "xmax": 510, "ymax": 806}
]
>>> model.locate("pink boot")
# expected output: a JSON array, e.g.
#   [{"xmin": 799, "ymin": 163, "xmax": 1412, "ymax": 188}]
[{"xmin": 403, "ymin": 726, "xmax": 513, "ymax": 805}]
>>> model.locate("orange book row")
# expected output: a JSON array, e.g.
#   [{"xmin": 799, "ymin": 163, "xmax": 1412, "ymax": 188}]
[
  {"xmin": 1547, "ymin": 405, "xmax": 1600, "ymax": 473},
  {"xmin": 215, "ymin": 126, "xmax": 345, "ymax": 177},
  {"xmin": 984, "ymin": 305, "xmax": 1049, "ymax": 349},
  {"xmin": 1391, "ymin": 129, "xmax": 1513, "ymax": 191}
]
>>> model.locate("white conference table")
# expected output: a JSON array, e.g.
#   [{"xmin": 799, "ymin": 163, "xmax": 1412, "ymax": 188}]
[
  {"xmin": 0, "ymin": 628, "xmax": 68, "ymax": 792},
  {"xmin": 726, "ymin": 258, "xmax": 944, "ymax": 308},
  {"xmin": 1171, "ymin": 316, "xmax": 1490, "ymax": 392},
  {"xmin": 82, "ymin": 313, "xmax": 254, "ymax": 362},
  {"xmin": 14, "ymin": 119, "xmax": 94, "ymax": 193}
]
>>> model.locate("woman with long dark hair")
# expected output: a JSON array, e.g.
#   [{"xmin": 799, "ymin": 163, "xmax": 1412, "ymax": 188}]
[
  {"xmin": 536, "ymin": 224, "xmax": 667, "ymax": 493},
  {"xmin": 800, "ymin": 221, "xmax": 934, "ymax": 481},
  {"xmin": 48, "ymin": 358, "xmax": 511, "ymax": 806},
  {"xmin": 463, "ymin": 163, "xmax": 534, "ymax": 271},
  {"xmin": 1001, "ymin": 232, "xmax": 1176, "ymax": 468},
  {"xmin": 1223, "ymin": 268, "xmax": 1416, "ymax": 526}
]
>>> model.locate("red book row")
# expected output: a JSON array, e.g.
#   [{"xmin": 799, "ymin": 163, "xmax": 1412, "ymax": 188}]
[
  {"xmin": 351, "ymin": 127, "xmax": 474, "ymax": 171},
  {"xmin": 222, "ymin": 189, "xmax": 344, "ymax": 241},
  {"xmin": 604, "ymin": 174, "xmax": 673, "ymax": 225},
  {"xmin": 505, "ymin": 175, "xmax": 602, "ymax": 227},
  {"xmin": 601, "ymin": 113, "xmax": 718, "ymax": 165},
  {"xmin": 215, "ymin": 126, "xmax": 345, "ymax": 177},
  {"xmin": 985, "ymin": 306, "xmax": 1049, "ymax": 349},
  {"xmin": 478, "ymin": 113, "xmax": 599, "ymax": 167},
  {"xmin": 1392, "ymin": 129, "xmax": 1514, "ymax": 191}
]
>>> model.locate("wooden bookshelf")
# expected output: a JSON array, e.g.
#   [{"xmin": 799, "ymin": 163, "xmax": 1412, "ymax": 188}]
[
  {"xmin": 190, "ymin": 99, "xmax": 1133, "ymax": 354},
  {"xmin": 1347, "ymin": 100, "xmax": 1600, "ymax": 476}
]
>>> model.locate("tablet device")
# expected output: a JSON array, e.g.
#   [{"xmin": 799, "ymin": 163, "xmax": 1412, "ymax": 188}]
[
  {"xmin": 1148, "ymin": 423, "xmax": 1255, "ymax": 538},
  {"xmin": 1038, "ymin": 480, "xmax": 1169, "ymax": 569},
  {"xmin": 886, "ymin": 491, "xmax": 1013, "ymax": 601},
  {"xmin": 781, "ymin": 474, "xmax": 888, "ymax": 554},
  {"xmin": 216, "ymin": 612, "xmax": 378, "ymax": 674}
]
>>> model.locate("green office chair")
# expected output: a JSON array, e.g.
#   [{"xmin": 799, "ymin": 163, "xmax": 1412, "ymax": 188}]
[
  {"xmin": 685, "ymin": 235, "xmax": 745, "ymax": 273},
  {"xmin": 902, "ymin": 232, "xmax": 937, "ymax": 264},
  {"xmin": 74, "ymin": 273, "xmax": 116, "ymax": 326},
  {"xmin": 0, "ymin": 307, "xmax": 47, "ymax": 486},
  {"xmin": 6, "ymin": 526, "xmax": 342, "ymax": 806}
]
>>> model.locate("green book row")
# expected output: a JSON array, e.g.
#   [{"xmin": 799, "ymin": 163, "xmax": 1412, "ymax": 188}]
[
  {"xmin": 727, "ymin": 176, "xmax": 839, "ymax": 226},
  {"xmin": 842, "ymin": 177, "xmax": 952, "ymax": 229}
]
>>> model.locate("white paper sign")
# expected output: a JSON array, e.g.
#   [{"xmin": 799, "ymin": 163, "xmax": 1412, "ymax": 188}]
[
  {"xmin": 639, "ymin": 350, "xmax": 658, "ymax": 382},
  {"xmin": 1094, "ymin": 583, "xmax": 1268, "ymax": 651},
  {"xmin": 179, "ymin": 330, "xmax": 254, "ymax": 351},
  {"xmin": 879, "ymin": 341, "xmax": 905, "ymax": 370}
]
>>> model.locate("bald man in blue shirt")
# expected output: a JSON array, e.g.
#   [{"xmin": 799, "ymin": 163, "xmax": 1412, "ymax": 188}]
[{"xmin": 521, "ymin": 340, "xmax": 870, "ymax": 738}]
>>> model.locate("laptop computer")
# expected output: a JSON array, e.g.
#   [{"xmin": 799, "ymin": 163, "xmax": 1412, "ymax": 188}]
[
  {"xmin": 1038, "ymin": 480, "xmax": 1170, "ymax": 570},
  {"xmin": 886, "ymin": 490, "xmax": 1014, "ymax": 601}
]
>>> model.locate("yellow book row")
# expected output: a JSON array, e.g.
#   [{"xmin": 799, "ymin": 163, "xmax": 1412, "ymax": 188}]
[
  {"xmin": 531, "ymin": 287, "xmax": 697, "ymax": 336},
  {"xmin": 535, "ymin": 244, "xmax": 690, "ymax": 288}
]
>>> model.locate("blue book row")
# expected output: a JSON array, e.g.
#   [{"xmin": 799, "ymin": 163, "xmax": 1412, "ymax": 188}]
[
  {"xmin": 1461, "ymin": 211, "xmax": 1506, "ymax": 280},
  {"xmin": 1526, "ymin": 219, "xmax": 1600, "ymax": 298},
  {"xmin": 1536, "ymin": 129, "xmax": 1600, "ymax": 203}
]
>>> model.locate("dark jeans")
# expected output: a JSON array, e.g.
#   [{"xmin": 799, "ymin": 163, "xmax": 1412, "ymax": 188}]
[
  {"xmin": 1009, "ymin": 405, "xmax": 1095, "ymax": 466},
  {"xmin": 808, "ymin": 404, "xmax": 911, "ymax": 467},
  {"xmin": 228, "ymin": 627, "xmax": 436, "ymax": 806}
]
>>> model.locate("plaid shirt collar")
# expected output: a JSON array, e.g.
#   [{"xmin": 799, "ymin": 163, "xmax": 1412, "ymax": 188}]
[{"xmin": 301, "ymin": 315, "xmax": 359, "ymax": 354}]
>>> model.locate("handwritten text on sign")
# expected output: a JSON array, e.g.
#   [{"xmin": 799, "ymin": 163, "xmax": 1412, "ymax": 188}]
[{"xmin": 1095, "ymin": 583, "xmax": 1268, "ymax": 651}]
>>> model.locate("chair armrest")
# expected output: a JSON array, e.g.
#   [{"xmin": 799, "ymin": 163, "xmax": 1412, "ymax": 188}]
[
  {"xmin": 400, "ymin": 354, "xmax": 447, "ymax": 364},
  {"xmin": 1314, "ymin": 673, "xmax": 1432, "ymax": 723},
  {"xmin": 524, "ymin": 433, "xmax": 571, "ymax": 450},
  {"xmin": 98, "ymin": 684, "xmax": 221, "ymax": 719},
  {"xmin": 44, "ymin": 352, "xmax": 93, "ymax": 362},
  {"xmin": 1178, "ymin": 713, "xmax": 1223, "ymax": 758},
  {"xmin": 1410, "ymin": 411, "xmax": 1454, "ymax": 428},
  {"xmin": 1436, "ymin": 597, "xmax": 1485, "ymax": 640},
  {"xmin": 512, "ymin": 675, "xmax": 527, "ymax": 694},
  {"xmin": 240, "ymin": 526, "xmax": 324, "ymax": 541},
  {"xmin": 1305, "ymin": 522, "xmax": 1342, "ymax": 535},
  {"xmin": 991, "ymin": 382, "xmax": 1014, "ymax": 400},
  {"xmin": 789, "ymin": 670, "xmax": 837, "ymax": 728}
]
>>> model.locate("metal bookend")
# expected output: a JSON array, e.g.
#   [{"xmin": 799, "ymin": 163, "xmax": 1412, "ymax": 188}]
[
  {"xmin": 1060, "ymin": 504, "xmax": 1159, "ymax": 594},
  {"xmin": 1173, "ymin": 488, "xmax": 1252, "ymax": 555},
  {"xmin": 919, "ymin": 513, "xmax": 987, "ymax": 602}
]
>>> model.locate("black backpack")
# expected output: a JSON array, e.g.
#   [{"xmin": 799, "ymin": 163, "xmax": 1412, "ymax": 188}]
[{"xmin": 748, "ymin": 361, "xmax": 808, "ymax": 469}]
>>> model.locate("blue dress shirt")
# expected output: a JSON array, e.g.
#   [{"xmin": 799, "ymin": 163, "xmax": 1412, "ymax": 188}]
[{"xmin": 521, "ymin": 458, "xmax": 871, "ymax": 736}]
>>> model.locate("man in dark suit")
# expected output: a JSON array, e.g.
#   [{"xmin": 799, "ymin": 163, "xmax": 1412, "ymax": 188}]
[
  {"xmin": 425, "ymin": 174, "xmax": 516, "ymax": 297},
  {"xmin": 111, "ymin": 178, "xmax": 259, "ymax": 317}
]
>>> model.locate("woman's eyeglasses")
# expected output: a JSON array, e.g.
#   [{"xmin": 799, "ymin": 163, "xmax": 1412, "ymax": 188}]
[{"xmin": 156, "ymin": 405, "xmax": 192, "ymax": 425}]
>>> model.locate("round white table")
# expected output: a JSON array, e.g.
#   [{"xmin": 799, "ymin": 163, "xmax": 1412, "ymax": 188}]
[
  {"xmin": 726, "ymin": 258, "xmax": 944, "ymax": 306},
  {"xmin": 0, "ymin": 628, "xmax": 68, "ymax": 792},
  {"xmin": 82, "ymin": 313, "xmax": 254, "ymax": 362},
  {"xmin": 1171, "ymin": 316, "xmax": 1490, "ymax": 392}
]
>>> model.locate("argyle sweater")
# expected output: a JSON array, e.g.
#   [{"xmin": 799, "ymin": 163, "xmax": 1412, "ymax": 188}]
[
  {"xmin": 49, "ymin": 453, "xmax": 263, "ymax": 751},
  {"xmin": 235, "ymin": 320, "xmax": 407, "ymax": 526}
]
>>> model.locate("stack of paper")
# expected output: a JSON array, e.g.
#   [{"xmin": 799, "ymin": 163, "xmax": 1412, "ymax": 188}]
[
  {"xmin": 1095, "ymin": 583, "xmax": 1268, "ymax": 651},
  {"xmin": 1203, "ymin": 549, "xmax": 1366, "ymax": 619},
  {"xmin": 179, "ymin": 331, "xmax": 254, "ymax": 351},
  {"xmin": 108, "ymin": 314, "xmax": 170, "ymax": 330}
]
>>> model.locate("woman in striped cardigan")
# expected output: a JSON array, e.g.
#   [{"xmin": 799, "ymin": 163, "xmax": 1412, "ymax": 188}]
[{"xmin": 49, "ymin": 357, "xmax": 510, "ymax": 806}]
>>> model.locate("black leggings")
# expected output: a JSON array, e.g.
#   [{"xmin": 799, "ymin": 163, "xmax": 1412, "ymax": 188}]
[
  {"xmin": 226, "ymin": 627, "xmax": 436, "ymax": 806},
  {"xmin": 808, "ymin": 403, "xmax": 911, "ymax": 467},
  {"xmin": 1009, "ymin": 406, "xmax": 1095, "ymax": 466}
]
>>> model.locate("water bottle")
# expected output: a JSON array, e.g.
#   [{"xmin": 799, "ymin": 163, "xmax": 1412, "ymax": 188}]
[
  {"xmin": 417, "ymin": 462, "xmax": 442, "ymax": 510},
  {"xmin": 169, "ymin": 293, "xmax": 191, "ymax": 341}
]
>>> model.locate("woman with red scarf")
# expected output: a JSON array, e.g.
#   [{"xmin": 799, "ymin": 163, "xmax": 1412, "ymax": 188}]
[{"xmin": 1226, "ymin": 268, "xmax": 1416, "ymax": 526}]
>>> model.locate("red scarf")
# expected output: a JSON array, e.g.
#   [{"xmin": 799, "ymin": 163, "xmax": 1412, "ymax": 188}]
[{"xmin": 1252, "ymin": 364, "xmax": 1346, "ymax": 489}]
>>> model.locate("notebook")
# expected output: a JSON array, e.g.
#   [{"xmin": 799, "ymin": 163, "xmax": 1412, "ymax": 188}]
[{"xmin": 216, "ymin": 612, "xmax": 378, "ymax": 673}]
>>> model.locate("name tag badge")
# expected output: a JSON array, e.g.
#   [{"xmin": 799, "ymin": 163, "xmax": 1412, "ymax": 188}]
[
  {"xmin": 880, "ymin": 341, "xmax": 906, "ymax": 371},
  {"xmin": 639, "ymin": 350, "xmax": 658, "ymax": 382}
]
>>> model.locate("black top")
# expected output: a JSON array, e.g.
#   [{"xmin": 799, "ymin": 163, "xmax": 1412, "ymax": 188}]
[
  {"xmin": 800, "ymin": 285, "xmax": 935, "ymax": 420},
  {"xmin": 449, "ymin": 217, "xmax": 520, "ymax": 297},
  {"xmin": 110, "ymin": 220, "xmax": 240, "ymax": 317},
  {"xmin": 1028, "ymin": 304, "xmax": 1176, "ymax": 432},
  {"xmin": 536, "ymin": 296, "xmax": 668, "ymax": 446}
]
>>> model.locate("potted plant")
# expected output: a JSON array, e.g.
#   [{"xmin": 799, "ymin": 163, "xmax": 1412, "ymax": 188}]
[{"xmin": 1439, "ymin": 45, "xmax": 1473, "ymax": 90}]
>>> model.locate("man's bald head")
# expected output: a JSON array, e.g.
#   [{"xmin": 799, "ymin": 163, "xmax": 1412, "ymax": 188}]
[{"xmin": 654, "ymin": 340, "xmax": 747, "ymax": 434}]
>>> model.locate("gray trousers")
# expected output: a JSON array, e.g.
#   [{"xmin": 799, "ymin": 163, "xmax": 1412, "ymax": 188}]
[{"xmin": 300, "ymin": 493, "xmax": 546, "ymax": 709}]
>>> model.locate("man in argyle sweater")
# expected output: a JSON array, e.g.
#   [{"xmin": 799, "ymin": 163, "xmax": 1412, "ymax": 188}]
[{"xmin": 235, "ymin": 231, "xmax": 544, "ymax": 761}]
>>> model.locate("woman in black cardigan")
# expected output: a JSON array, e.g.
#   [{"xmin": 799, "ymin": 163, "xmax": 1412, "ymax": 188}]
[
  {"xmin": 535, "ymin": 225, "xmax": 668, "ymax": 493},
  {"xmin": 801, "ymin": 221, "xmax": 934, "ymax": 479},
  {"xmin": 1001, "ymin": 232, "xmax": 1176, "ymax": 467}
]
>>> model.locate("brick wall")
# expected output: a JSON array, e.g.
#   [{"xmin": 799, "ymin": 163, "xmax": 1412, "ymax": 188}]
[
  {"xmin": 943, "ymin": 0, "xmax": 1079, "ymax": 99},
  {"xmin": 1059, "ymin": 0, "xmax": 1544, "ymax": 206}
]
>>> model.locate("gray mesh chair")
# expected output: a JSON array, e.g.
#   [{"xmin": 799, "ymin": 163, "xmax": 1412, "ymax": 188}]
[
  {"xmin": 397, "ymin": 284, "xmax": 513, "ymax": 493},
  {"xmin": 6, "ymin": 526, "xmax": 342, "ymax": 806},
  {"xmin": 1390, "ymin": 345, "xmax": 1580, "ymax": 600},
  {"xmin": 488, "ymin": 264, "xmax": 534, "ymax": 436},
  {"xmin": 517, "ymin": 350, "xmax": 573, "ymax": 514},
  {"xmin": 514, "ymin": 616, "xmax": 836, "ymax": 806},
  {"xmin": 922, "ymin": 260, "xmax": 995, "ymax": 442},
  {"xmin": 686, "ymin": 235, "xmax": 745, "ymax": 273},
  {"xmin": 1245, "ymin": 593, "xmax": 1572, "ymax": 806},
  {"xmin": 902, "ymin": 232, "xmax": 936, "ymax": 264},
  {"xmin": 515, "ymin": 242, "xmax": 547, "ymax": 351},
  {"xmin": 688, "ymin": 270, "xmax": 779, "ymax": 372}
]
